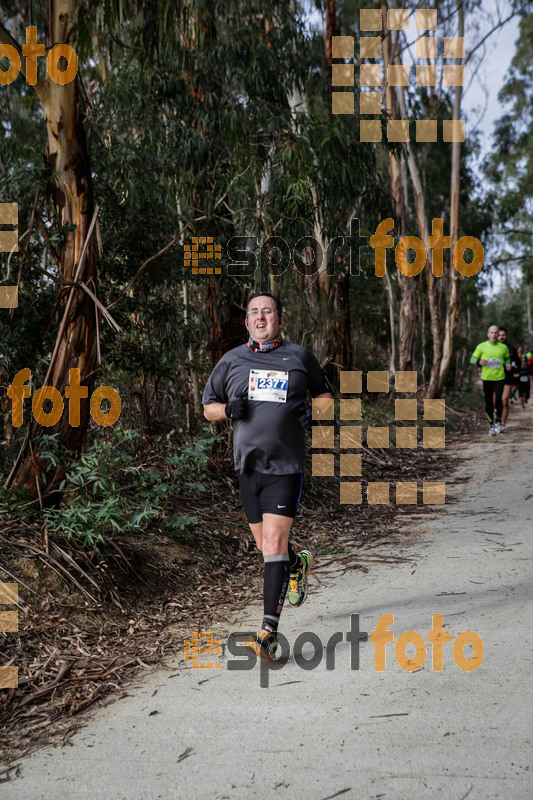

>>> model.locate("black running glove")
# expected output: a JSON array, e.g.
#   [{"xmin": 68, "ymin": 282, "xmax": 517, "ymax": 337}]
[
  {"xmin": 225, "ymin": 396, "xmax": 247, "ymax": 420},
  {"xmin": 298, "ymin": 407, "xmax": 313, "ymax": 431}
]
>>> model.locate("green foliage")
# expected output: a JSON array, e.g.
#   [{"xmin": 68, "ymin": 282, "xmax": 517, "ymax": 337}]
[
  {"xmin": 1, "ymin": 0, "xmax": 388, "ymax": 444},
  {"xmin": 41, "ymin": 427, "xmax": 219, "ymax": 551},
  {"xmin": 484, "ymin": 292, "xmax": 526, "ymax": 348},
  {"xmin": 1, "ymin": 0, "xmax": 505, "ymax": 497},
  {"xmin": 486, "ymin": 12, "xmax": 533, "ymax": 290}
]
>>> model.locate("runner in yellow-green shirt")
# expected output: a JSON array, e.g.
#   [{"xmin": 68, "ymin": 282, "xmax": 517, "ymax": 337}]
[{"xmin": 470, "ymin": 325, "xmax": 511, "ymax": 436}]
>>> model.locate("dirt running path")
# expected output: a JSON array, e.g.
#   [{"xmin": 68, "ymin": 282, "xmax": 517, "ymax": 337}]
[{"xmin": 2, "ymin": 406, "xmax": 532, "ymax": 799}]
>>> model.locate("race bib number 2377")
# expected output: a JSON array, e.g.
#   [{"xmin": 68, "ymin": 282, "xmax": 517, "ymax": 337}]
[{"xmin": 248, "ymin": 369, "xmax": 289, "ymax": 403}]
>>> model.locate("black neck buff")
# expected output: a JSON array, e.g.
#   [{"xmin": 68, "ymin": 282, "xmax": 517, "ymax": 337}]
[{"xmin": 247, "ymin": 336, "xmax": 283, "ymax": 352}]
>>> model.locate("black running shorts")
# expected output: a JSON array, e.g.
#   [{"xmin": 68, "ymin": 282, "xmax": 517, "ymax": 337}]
[
  {"xmin": 518, "ymin": 379, "xmax": 530, "ymax": 399},
  {"xmin": 236, "ymin": 470, "xmax": 303, "ymax": 524}
]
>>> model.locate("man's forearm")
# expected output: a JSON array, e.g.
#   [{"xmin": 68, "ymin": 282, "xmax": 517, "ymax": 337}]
[{"xmin": 203, "ymin": 402, "xmax": 228, "ymax": 421}]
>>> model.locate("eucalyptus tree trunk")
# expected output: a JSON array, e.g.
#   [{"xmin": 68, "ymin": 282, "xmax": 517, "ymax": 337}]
[
  {"xmin": 382, "ymin": 12, "xmax": 414, "ymax": 372},
  {"xmin": 2, "ymin": 1, "xmax": 97, "ymax": 495},
  {"xmin": 385, "ymin": 270, "xmax": 397, "ymax": 373},
  {"xmin": 179, "ymin": 5, "xmax": 244, "ymax": 365},
  {"xmin": 437, "ymin": 0, "xmax": 465, "ymax": 395},
  {"xmin": 389, "ymin": 23, "xmax": 441, "ymax": 395},
  {"xmin": 309, "ymin": 0, "xmax": 351, "ymax": 374}
]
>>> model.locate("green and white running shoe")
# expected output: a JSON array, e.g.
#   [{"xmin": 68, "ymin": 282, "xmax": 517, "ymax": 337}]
[
  {"xmin": 243, "ymin": 628, "xmax": 278, "ymax": 661},
  {"xmin": 288, "ymin": 550, "xmax": 313, "ymax": 607}
]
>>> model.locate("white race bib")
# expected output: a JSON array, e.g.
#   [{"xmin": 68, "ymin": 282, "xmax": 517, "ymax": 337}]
[
  {"xmin": 486, "ymin": 358, "xmax": 501, "ymax": 369},
  {"xmin": 248, "ymin": 369, "xmax": 289, "ymax": 403},
  {"xmin": 520, "ymin": 375, "xmax": 528, "ymax": 382}
]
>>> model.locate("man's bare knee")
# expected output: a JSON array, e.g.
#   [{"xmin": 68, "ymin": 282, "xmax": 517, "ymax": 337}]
[{"xmin": 262, "ymin": 516, "xmax": 291, "ymax": 555}]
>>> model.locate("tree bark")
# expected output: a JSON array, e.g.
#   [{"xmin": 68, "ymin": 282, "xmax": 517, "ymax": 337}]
[
  {"xmin": 382, "ymin": 11, "xmax": 415, "ymax": 372},
  {"xmin": 324, "ymin": 0, "xmax": 341, "ymax": 67},
  {"xmin": 437, "ymin": 0, "xmax": 464, "ymax": 395},
  {"xmin": 382, "ymin": 4, "xmax": 441, "ymax": 394},
  {"xmin": 3, "ymin": 1, "xmax": 98, "ymax": 495},
  {"xmin": 205, "ymin": 281, "xmax": 245, "ymax": 365},
  {"xmin": 385, "ymin": 269, "xmax": 397, "ymax": 373},
  {"xmin": 312, "ymin": 0, "xmax": 352, "ymax": 379},
  {"xmin": 334, "ymin": 271, "xmax": 352, "ymax": 371},
  {"xmin": 396, "ymin": 84, "xmax": 440, "ymax": 396}
]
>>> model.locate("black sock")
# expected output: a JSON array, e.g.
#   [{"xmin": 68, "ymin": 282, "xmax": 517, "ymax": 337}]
[
  {"xmin": 263, "ymin": 555, "xmax": 290, "ymax": 631},
  {"xmin": 288, "ymin": 543, "xmax": 300, "ymax": 571}
]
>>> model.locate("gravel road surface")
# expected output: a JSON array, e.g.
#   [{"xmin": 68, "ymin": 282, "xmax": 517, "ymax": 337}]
[{"xmin": 2, "ymin": 409, "xmax": 532, "ymax": 799}]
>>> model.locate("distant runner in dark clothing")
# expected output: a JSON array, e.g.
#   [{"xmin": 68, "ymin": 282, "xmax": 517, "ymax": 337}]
[
  {"xmin": 516, "ymin": 354, "xmax": 532, "ymax": 408},
  {"xmin": 498, "ymin": 327, "xmax": 518, "ymax": 430}
]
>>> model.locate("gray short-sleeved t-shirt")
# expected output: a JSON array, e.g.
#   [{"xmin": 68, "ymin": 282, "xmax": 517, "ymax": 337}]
[{"xmin": 202, "ymin": 341, "xmax": 330, "ymax": 474}]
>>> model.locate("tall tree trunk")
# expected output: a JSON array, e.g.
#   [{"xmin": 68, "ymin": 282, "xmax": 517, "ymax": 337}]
[
  {"xmin": 311, "ymin": 0, "xmax": 352, "ymax": 378},
  {"xmin": 205, "ymin": 281, "xmax": 245, "ymax": 365},
  {"xmin": 334, "ymin": 271, "xmax": 352, "ymax": 371},
  {"xmin": 324, "ymin": 0, "xmax": 340, "ymax": 127},
  {"xmin": 181, "ymin": 6, "xmax": 246, "ymax": 365},
  {"xmin": 324, "ymin": 0, "xmax": 340, "ymax": 66},
  {"xmin": 385, "ymin": 269, "xmax": 397, "ymax": 373},
  {"xmin": 437, "ymin": 0, "xmax": 464, "ymax": 395},
  {"xmin": 397, "ymin": 82, "xmax": 440, "ymax": 396},
  {"xmin": 182, "ymin": 279, "xmax": 200, "ymax": 410},
  {"xmin": 3, "ymin": 2, "xmax": 97, "ymax": 495},
  {"xmin": 382, "ymin": 10, "xmax": 415, "ymax": 372},
  {"xmin": 419, "ymin": 278, "xmax": 427, "ymax": 380},
  {"xmin": 290, "ymin": 86, "xmax": 333, "ymax": 367},
  {"xmin": 400, "ymin": 131, "xmax": 441, "ymax": 395},
  {"xmin": 319, "ymin": 0, "xmax": 338, "ymax": 300},
  {"xmin": 384, "ymin": 4, "xmax": 442, "ymax": 393}
]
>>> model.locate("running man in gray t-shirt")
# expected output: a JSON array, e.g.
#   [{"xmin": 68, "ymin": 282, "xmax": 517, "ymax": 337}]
[{"xmin": 203, "ymin": 292, "xmax": 333, "ymax": 660}]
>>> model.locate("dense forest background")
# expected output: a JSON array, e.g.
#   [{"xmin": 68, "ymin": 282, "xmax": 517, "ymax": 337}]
[{"xmin": 0, "ymin": 0, "xmax": 532, "ymax": 531}]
